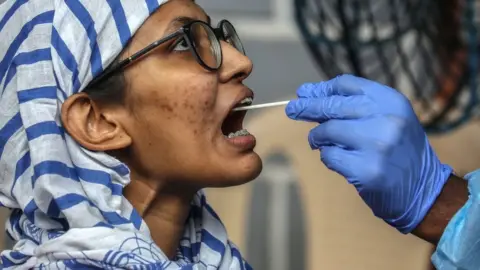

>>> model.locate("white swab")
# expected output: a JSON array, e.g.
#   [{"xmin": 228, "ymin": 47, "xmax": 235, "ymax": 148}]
[{"xmin": 232, "ymin": 100, "xmax": 290, "ymax": 111}]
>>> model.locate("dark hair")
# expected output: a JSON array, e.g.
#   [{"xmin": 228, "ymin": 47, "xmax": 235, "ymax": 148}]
[{"xmin": 83, "ymin": 57, "xmax": 127, "ymax": 105}]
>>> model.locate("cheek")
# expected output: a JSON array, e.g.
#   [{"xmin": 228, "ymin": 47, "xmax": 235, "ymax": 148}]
[
  {"xmin": 136, "ymin": 79, "xmax": 218, "ymax": 139},
  {"xmin": 129, "ymin": 60, "xmax": 219, "ymax": 133},
  {"xmin": 176, "ymin": 79, "xmax": 218, "ymax": 128}
]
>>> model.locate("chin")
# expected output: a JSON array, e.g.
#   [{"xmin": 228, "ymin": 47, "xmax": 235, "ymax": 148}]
[
  {"xmin": 226, "ymin": 152, "xmax": 263, "ymax": 187},
  {"xmin": 208, "ymin": 152, "xmax": 262, "ymax": 188}
]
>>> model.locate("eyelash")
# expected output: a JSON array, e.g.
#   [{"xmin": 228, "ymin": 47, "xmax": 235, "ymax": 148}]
[{"xmin": 171, "ymin": 37, "xmax": 191, "ymax": 52}]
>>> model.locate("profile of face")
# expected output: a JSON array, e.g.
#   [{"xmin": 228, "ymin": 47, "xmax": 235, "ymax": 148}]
[{"xmin": 61, "ymin": 0, "xmax": 262, "ymax": 191}]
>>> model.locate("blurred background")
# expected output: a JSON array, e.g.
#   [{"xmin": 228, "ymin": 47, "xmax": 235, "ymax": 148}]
[{"xmin": 2, "ymin": 0, "xmax": 480, "ymax": 269}]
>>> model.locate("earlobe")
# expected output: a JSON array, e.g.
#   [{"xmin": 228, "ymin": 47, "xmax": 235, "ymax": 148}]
[{"xmin": 61, "ymin": 93, "xmax": 132, "ymax": 151}]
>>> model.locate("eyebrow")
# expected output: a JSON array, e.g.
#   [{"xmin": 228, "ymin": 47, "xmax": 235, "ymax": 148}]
[{"xmin": 166, "ymin": 15, "xmax": 212, "ymax": 32}]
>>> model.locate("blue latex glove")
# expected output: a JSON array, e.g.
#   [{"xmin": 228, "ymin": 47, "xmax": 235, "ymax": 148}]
[{"xmin": 286, "ymin": 75, "xmax": 453, "ymax": 233}]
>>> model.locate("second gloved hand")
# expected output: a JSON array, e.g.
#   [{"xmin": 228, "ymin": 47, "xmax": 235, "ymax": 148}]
[{"xmin": 286, "ymin": 75, "xmax": 453, "ymax": 233}]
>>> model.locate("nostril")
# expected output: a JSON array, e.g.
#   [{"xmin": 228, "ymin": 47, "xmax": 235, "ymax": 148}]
[{"xmin": 232, "ymin": 71, "xmax": 247, "ymax": 81}]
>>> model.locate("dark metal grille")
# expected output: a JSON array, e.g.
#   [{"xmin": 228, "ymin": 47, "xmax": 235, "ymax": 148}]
[{"xmin": 295, "ymin": 0, "xmax": 479, "ymax": 133}]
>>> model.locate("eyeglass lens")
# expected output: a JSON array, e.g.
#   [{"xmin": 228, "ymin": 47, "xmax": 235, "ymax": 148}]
[
  {"xmin": 220, "ymin": 21, "xmax": 245, "ymax": 55},
  {"xmin": 189, "ymin": 21, "xmax": 244, "ymax": 70},
  {"xmin": 190, "ymin": 22, "xmax": 221, "ymax": 69}
]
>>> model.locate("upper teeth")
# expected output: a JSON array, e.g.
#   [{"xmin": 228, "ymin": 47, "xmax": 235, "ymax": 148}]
[{"xmin": 239, "ymin": 97, "xmax": 253, "ymax": 106}]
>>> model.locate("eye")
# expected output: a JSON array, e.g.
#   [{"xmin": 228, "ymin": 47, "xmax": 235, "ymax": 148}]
[
  {"xmin": 172, "ymin": 38, "xmax": 190, "ymax": 52},
  {"xmin": 221, "ymin": 34, "xmax": 232, "ymax": 45}
]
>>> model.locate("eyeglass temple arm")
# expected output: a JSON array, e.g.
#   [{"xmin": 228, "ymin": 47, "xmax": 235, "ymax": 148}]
[{"xmin": 90, "ymin": 30, "xmax": 184, "ymax": 86}]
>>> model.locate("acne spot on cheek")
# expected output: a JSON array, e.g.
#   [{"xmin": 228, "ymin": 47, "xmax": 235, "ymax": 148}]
[
  {"xmin": 182, "ymin": 100, "xmax": 196, "ymax": 111},
  {"xmin": 160, "ymin": 104, "xmax": 174, "ymax": 113},
  {"xmin": 202, "ymin": 100, "xmax": 213, "ymax": 112}
]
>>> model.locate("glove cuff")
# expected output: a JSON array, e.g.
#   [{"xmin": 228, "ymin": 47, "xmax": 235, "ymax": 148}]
[{"xmin": 394, "ymin": 163, "xmax": 453, "ymax": 234}]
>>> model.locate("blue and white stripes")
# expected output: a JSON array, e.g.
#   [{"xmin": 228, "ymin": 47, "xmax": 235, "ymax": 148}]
[{"xmin": 0, "ymin": 0, "xmax": 251, "ymax": 268}]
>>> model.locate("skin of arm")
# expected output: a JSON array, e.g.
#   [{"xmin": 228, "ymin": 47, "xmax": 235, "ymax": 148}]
[{"xmin": 412, "ymin": 174, "xmax": 469, "ymax": 245}]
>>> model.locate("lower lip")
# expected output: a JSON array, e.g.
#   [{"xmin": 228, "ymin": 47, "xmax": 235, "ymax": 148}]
[{"xmin": 225, "ymin": 134, "xmax": 256, "ymax": 149}]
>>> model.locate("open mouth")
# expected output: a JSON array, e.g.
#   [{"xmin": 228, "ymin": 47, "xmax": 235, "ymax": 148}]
[{"xmin": 221, "ymin": 97, "xmax": 253, "ymax": 138}]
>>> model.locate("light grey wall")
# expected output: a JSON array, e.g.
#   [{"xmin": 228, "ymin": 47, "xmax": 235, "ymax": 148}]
[
  {"xmin": 198, "ymin": 0, "xmax": 273, "ymax": 17},
  {"xmin": 242, "ymin": 40, "xmax": 321, "ymax": 104}
]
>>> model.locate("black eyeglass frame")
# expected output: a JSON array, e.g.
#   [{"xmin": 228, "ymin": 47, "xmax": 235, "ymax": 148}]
[{"xmin": 89, "ymin": 19, "xmax": 244, "ymax": 86}]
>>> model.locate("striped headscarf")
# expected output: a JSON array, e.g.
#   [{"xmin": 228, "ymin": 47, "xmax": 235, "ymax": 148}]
[{"xmin": 0, "ymin": 0, "xmax": 250, "ymax": 269}]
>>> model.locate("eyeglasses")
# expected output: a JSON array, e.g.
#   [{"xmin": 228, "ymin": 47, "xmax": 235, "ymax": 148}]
[{"xmin": 89, "ymin": 20, "xmax": 245, "ymax": 86}]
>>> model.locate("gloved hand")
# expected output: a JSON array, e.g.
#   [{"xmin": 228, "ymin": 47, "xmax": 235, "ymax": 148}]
[{"xmin": 286, "ymin": 75, "xmax": 453, "ymax": 233}]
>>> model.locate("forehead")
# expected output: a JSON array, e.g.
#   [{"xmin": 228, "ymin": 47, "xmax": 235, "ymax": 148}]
[{"xmin": 136, "ymin": 0, "xmax": 209, "ymax": 38}]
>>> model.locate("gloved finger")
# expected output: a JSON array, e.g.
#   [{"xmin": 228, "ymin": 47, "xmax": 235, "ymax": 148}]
[
  {"xmin": 320, "ymin": 146, "xmax": 364, "ymax": 179},
  {"xmin": 296, "ymin": 74, "xmax": 365, "ymax": 98},
  {"xmin": 322, "ymin": 146, "xmax": 395, "ymax": 191},
  {"xmin": 308, "ymin": 120, "xmax": 365, "ymax": 150},
  {"xmin": 285, "ymin": 95, "xmax": 373, "ymax": 122}
]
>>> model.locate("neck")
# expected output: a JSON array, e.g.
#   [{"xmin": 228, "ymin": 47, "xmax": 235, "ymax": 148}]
[{"xmin": 124, "ymin": 174, "xmax": 197, "ymax": 259}]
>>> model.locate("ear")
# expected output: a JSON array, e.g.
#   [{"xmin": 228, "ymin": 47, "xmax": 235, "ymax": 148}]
[{"xmin": 61, "ymin": 93, "xmax": 132, "ymax": 151}]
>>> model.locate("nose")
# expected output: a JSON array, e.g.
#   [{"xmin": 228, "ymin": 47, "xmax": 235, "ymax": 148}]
[{"xmin": 218, "ymin": 41, "xmax": 253, "ymax": 83}]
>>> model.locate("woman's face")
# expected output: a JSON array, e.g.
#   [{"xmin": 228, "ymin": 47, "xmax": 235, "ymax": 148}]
[{"xmin": 112, "ymin": 0, "xmax": 262, "ymax": 187}]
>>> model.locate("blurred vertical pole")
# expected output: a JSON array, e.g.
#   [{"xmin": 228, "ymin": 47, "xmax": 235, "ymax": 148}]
[
  {"xmin": 268, "ymin": 157, "xmax": 291, "ymax": 270},
  {"xmin": 246, "ymin": 153, "xmax": 306, "ymax": 270}
]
